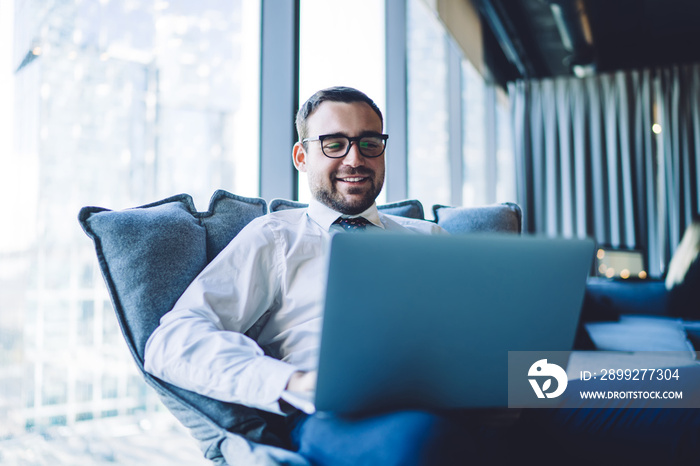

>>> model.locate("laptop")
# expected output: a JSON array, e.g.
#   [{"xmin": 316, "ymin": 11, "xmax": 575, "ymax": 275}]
[{"xmin": 311, "ymin": 232, "xmax": 595, "ymax": 415}]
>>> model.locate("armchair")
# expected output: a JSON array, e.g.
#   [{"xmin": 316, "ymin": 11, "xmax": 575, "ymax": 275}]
[
  {"xmin": 581, "ymin": 220, "xmax": 700, "ymax": 322},
  {"xmin": 79, "ymin": 191, "xmax": 304, "ymax": 466},
  {"xmin": 78, "ymin": 192, "xmax": 521, "ymax": 465},
  {"xmin": 578, "ymin": 218, "xmax": 700, "ymax": 350}
]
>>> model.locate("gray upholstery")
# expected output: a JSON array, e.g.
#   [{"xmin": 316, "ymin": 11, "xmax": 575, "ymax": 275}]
[
  {"xmin": 79, "ymin": 191, "xmax": 267, "ymax": 358},
  {"xmin": 270, "ymin": 198, "xmax": 426, "ymax": 220},
  {"xmin": 432, "ymin": 203, "xmax": 522, "ymax": 235},
  {"xmin": 79, "ymin": 190, "xmax": 522, "ymax": 465},
  {"xmin": 79, "ymin": 190, "xmax": 305, "ymax": 466},
  {"xmin": 378, "ymin": 199, "xmax": 425, "ymax": 219},
  {"xmin": 268, "ymin": 198, "xmax": 307, "ymax": 212}
]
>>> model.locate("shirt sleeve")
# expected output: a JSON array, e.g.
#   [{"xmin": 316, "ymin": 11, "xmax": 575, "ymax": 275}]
[{"xmin": 144, "ymin": 218, "xmax": 298, "ymax": 415}]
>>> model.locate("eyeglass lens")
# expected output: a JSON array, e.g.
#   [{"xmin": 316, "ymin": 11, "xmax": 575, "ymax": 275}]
[{"xmin": 321, "ymin": 136, "xmax": 385, "ymax": 158}]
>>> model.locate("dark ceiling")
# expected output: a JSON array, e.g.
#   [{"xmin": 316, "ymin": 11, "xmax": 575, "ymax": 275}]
[{"xmin": 473, "ymin": 0, "xmax": 700, "ymax": 83}]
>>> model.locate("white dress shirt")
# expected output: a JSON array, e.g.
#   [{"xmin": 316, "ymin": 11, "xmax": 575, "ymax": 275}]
[{"xmin": 144, "ymin": 199, "xmax": 446, "ymax": 414}]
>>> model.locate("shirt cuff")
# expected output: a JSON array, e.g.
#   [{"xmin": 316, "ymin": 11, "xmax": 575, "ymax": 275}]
[
  {"xmin": 238, "ymin": 356, "xmax": 299, "ymax": 415},
  {"xmin": 280, "ymin": 389, "xmax": 316, "ymax": 414}
]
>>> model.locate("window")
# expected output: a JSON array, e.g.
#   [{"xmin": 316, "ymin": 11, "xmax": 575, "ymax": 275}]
[
  {"xmin": 0, "ymin": 0, "xmax": 517, "ymax": 460},
  {"xmin": 495, "ymin": 87, "xmax": 516, "ymax": 203},
  {"xmin": 0, "ymin": 0, "xmax": 260, "ymax": 457},
  {"xmin": 461, "ymin": 58, "xmax": 488, "ymax": 206},
  {"xmin": 462, "ymin": 58, "xmax": 515, "ymax": 206},
  {"xmin": 407, "ymin": 0, "xmax": 451, "ymax": 216},
  {"xmin": 298, "ymin": 0, "xmax": 386, "ymax": 204}
]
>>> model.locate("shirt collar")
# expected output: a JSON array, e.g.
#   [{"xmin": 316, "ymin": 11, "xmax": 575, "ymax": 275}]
[{"xmin": 307, "ymin": 198, "xmax": 385, "ymax": 231}]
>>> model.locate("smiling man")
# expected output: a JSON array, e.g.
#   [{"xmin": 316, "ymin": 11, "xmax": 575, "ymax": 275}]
[
  {"xmin": 293, "ymin": 94, "xmax": 386, "ymax": 215},
  {"xmin": 144, "ymin": 86, "xmax": 451, "ymax": 465},
  {"xmin": 144, "ymin": 86, "xmax": 700, "ymax": 465}
]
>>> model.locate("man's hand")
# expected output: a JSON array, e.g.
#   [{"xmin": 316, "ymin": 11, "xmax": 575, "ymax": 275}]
[{"xmin": 286, "ymin": 370, "xmax": 317, "ymax": 392}]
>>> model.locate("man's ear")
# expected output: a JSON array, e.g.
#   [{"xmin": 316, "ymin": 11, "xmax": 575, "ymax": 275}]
[{"xmin": 293, "ymin": 142, "xmax": 307, "ymax": 172}]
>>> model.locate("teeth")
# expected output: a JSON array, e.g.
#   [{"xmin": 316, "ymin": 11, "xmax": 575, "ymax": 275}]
[{"xmin": 342, "ymin": 177, "xmax": 364, "ymax": 182}]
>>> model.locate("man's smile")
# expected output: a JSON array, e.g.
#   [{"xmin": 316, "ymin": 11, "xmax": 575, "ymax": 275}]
[
  {"xmin": 336, "ymin": 176, "xmax": 369, "ymax": 184},
  {"xmin": 334, "ymin": 168, "xmax": 375, "ymax": 187}
]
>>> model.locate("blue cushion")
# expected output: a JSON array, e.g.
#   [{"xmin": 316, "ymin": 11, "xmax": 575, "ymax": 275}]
[
  {"xmin": 432, "ymin": 203, "xmax": 522, "ymax": 234},
  {"xmin": 583, "ymin": 277, "xmax": 669, "ymax": 319},
  {"xmin": 377, "ymin": 199, "xmax": 425, "ymax": 220},
  {"xmin": 79, "ymin": 190, "xmax": 267, "ymax": 358},
  {"xmin": 585, "ymin": 315, "xmax": 696, "ymax": 353},
  {"xmin": 201, "ymin": 191, "xmax": 269, "ymax": 262},
  {"xmin": 269, "ymin": 198, "xmax": 425, "ymax": 220},
  {"xmin": 79, "ymin": 190, "xmax": 296, "ymax": 460},
  {"xmin": 269, "ymin": 198, "xmax": 307, "ymax": 212}
]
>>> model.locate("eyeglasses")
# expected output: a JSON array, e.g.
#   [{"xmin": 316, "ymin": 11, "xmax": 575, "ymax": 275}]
[{"xmin": 302, "ymin": 134, "xmax": 389, "ymax": 158}]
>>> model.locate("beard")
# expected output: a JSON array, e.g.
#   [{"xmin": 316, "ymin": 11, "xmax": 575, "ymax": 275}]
[{"xmin": 311, "ymin": 167, "xmax": 385, "ymax": 215}]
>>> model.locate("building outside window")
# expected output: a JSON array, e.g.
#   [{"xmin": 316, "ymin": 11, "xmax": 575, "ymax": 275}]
[
  {"xmin": 407, "ymin": 0, "xmax": 450, "ymax": 217},
  {"xmin": 0, "ymin": 0, "xmax": 259, "ymax": 462},
  {"xmin": 495, "ymin": 86, "xmax": 516, "ymax": 203},
  {"xmin": 462, "ymin": 57, "xmax": 515, "ymax": 207},
  {"xmin": 461, "ymin": 57, "xmax": 488, "ymax": 206}
]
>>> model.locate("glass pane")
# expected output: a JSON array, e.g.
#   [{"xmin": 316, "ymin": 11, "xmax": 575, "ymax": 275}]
[
  {"xmin": 0, "ymin": 0, "xmax": 260, "ymax": 461},
  {"xmin": 407, "ymin": 0, "xmax": 450, "ymax": 218},
  {"xmin": 461, "ymin": 58, "xmax": 487, "ymax": 206},
  {"xmin": 495, "ymin": 87, "xmax": 516, "ymax": 203},
  {"xmin": 298, "ymin": 0, "xmax": 386, "ymax": 204}
]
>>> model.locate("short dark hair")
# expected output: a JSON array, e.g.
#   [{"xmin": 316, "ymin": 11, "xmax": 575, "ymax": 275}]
[{"xmin": 295, "ymin": 86, "xmax": 383, "ymax": 143}]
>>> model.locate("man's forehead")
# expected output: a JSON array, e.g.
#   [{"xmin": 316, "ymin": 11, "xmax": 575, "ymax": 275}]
[{"xmin": 306, "ymin": 101, "xmax": 382, "ymax": 134}]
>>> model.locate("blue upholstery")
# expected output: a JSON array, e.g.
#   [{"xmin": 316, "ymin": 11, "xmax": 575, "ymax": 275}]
[
  {"xmin": 432, "ymin": 203, "xmax": 522, "ymax": 234},
  {"xmin": 270, "ymin": 198, "xmax": 426, "ymax": 220},
  {"xmin": 268, "ymin": 198, "xmax": 307, "ymax": 212},
  {"xmin": 79, "ymin": 190, "xmax": 523, "ymax": 465},
  {"xmin": 582, "ymin": 278, "xmax": 669, "ymax": 320},
  {"xmin": 585, "ymin": 315, "xmax": 695, "ymax": 352},
  {"xmin": 667, "ymin": 254, "xmax": 700, "ymax": 320},
  {"xmin": 579, "ymin": 226, "xmax": 700, "ymax": 350},
  {"xmin": 79, "ymin": 190, "xmax": 306, "ymax": 466},
  {"xmin": 378, "ymin": 199, "xmax": 425, "ymax": 219},
  {"xmin": 82, "ymin": 195, "xmax": 208, "ymax": 361}
]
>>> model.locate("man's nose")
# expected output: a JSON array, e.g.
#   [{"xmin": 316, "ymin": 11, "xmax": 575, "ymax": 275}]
[{"xmin": 342, "ymin": 142, "xmax": 365, "ymax": 168}]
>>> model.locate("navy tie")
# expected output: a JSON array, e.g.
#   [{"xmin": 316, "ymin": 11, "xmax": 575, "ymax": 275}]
[{"xmin": 333, "ymin": 216, "xmax": 371, "ymax": 232}]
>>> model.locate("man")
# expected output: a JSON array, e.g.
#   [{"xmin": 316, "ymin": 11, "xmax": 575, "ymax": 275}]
[
  {"xmin": 144, "ymin": 86, "xmax": 459, "ymax": 465},
  {"xmin": 145, "ymin": 86, "xmax": 700, "ymax": 465}
]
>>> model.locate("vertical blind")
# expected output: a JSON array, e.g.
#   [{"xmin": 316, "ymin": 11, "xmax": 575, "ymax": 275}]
[{"xmin": 510, "ymin": 63, "xmax": 700, "ymax": 277}]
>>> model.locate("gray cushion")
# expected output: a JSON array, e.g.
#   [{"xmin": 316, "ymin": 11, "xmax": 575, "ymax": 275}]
[
  {"xmin": 377, "ymin": 199, "xmax": 425, "ymax": 219},
  {"xmin": 269, "ymin": 198, "xmax": 425, "ymax": 220},
  {"xmin": 78, "ymin": 190, "xmax": 293, "ymax": 460},
  {"xmin": 79, "ymin": 190, "xmax": 267, "ymax": 358},
  {"xmin": 269, "ymin": 198, "xmax": 307, "ymax": 212},
  {"xmin": 432, "ymin": 203, "xmax": 522, "ymax": 234}
]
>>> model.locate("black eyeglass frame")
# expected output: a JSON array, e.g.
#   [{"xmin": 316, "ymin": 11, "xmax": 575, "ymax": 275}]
[{"xmin": 302, "ymin": 133, "xmax": 389, "ymax": 158}]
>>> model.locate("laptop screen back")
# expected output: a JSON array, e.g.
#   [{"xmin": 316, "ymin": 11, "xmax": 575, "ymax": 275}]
[{"xmin": 315, "ymin": 233, "xmax": 595, "ymax": 414}]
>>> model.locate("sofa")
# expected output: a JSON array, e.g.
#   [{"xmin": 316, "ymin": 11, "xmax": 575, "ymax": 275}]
[
  {"xmin": 577, "ymin": 220, "xmax": 700, "ymax": 352},
  {"xmin": 78, "ymin": 190, "xmax": 522, "ymax": 466}
]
